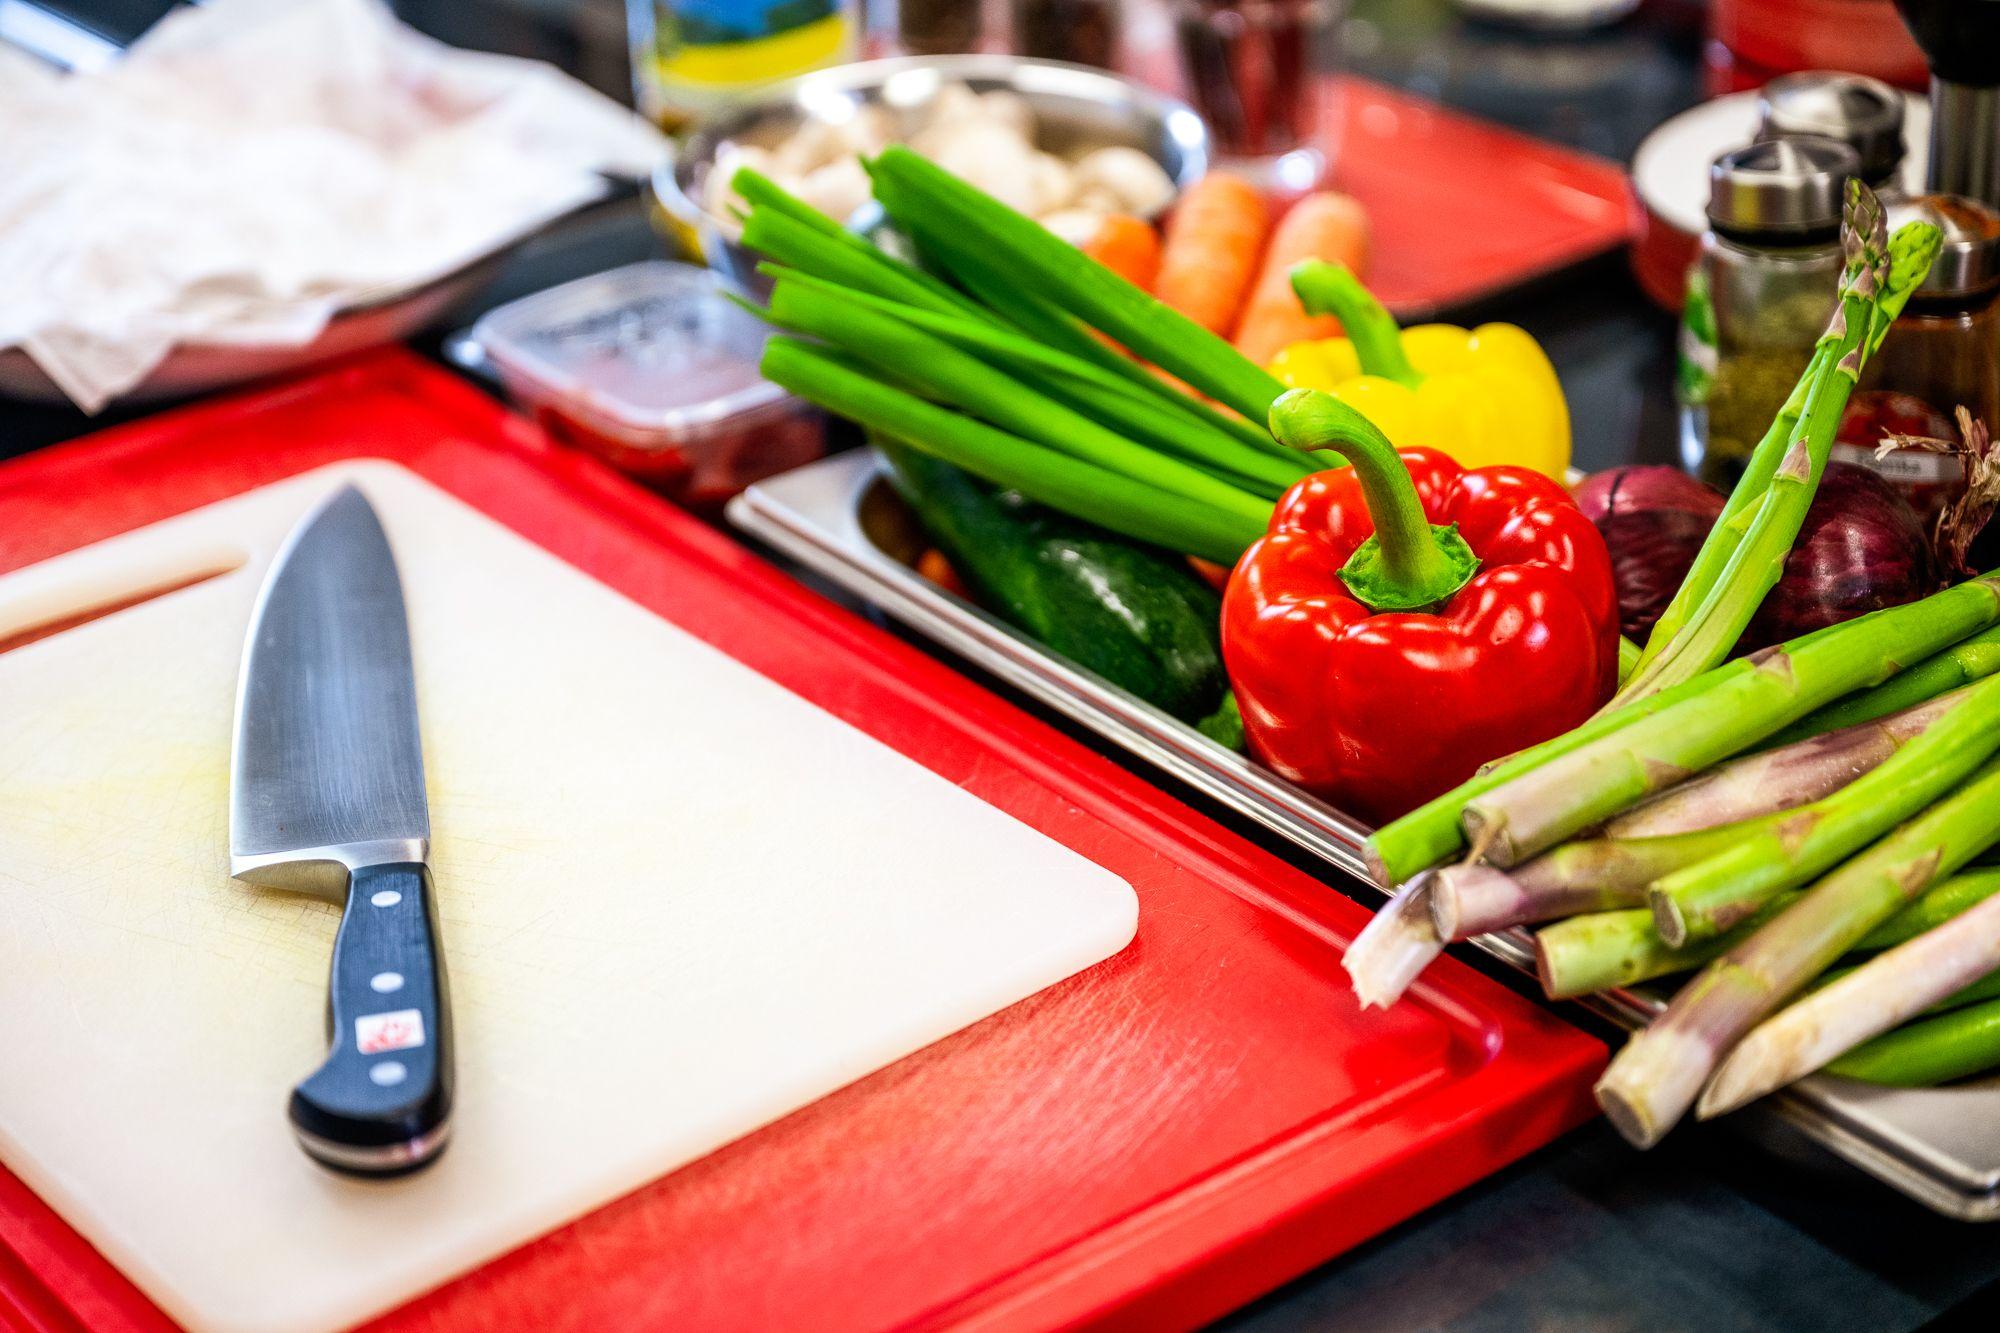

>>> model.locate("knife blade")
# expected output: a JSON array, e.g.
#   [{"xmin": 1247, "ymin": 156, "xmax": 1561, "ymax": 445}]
[{"xmin": 231, "ymin": 484, "xmax": 453, "ymax": 1176}]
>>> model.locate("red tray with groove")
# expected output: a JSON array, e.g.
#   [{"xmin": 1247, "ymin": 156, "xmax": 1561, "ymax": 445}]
[{"xmin": 0, "ymin": 351, "xmax": 1603, "ymax": 1333}]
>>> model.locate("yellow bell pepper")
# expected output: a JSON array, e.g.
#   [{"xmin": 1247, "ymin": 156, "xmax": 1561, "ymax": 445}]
[{"xmin": 1265, "ymin": 263, "xmax": 1572, "ymax": 478}]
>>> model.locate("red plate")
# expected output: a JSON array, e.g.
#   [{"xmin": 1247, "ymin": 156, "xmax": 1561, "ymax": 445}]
[
  {"xmin": 1328, "ymin": 78, "xmax": 1636, "ymax": 318},
  {"xmin": 0, "ymin": 352, "xmax": 1603, "ymax": 1333}
]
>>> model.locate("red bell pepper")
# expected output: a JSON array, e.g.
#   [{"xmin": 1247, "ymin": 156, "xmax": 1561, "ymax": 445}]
[{"xmin": 1223, "ymin": 389, "xmax": 1619, "ymax": 823}]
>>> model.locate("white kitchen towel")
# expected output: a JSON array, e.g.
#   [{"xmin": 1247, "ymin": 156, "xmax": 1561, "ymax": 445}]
[{"xmin": 0, "ymin": 0, "xmax": 664, "ymax": 411}]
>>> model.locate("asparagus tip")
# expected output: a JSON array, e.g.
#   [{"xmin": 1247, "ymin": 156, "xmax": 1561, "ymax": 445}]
[{"xmin": 1595, "ymin": 1025, "xmax": 1715, "ymax": 1149}]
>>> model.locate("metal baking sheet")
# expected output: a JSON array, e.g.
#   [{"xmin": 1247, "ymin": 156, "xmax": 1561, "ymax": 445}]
[{"xmin": 729, "ymin": 447, "xmax": 2000, "ymax": 1222}]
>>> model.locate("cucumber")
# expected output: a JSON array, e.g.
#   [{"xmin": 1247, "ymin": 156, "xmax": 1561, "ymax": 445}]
[{"xmin": 882, "ymin": 443, "xmax": 1228, "ymax": 724}]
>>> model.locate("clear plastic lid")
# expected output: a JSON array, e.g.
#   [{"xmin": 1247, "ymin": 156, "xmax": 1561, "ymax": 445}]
[{"xmin": 470, "ymin": 261, "xmax": 794, "ymax": 445}]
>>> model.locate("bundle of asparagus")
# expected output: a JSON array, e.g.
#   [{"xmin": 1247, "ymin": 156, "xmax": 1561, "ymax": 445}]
[{"xmin": 1341, "ymin": 183, "xmax": 2000, "ymax": 1145}]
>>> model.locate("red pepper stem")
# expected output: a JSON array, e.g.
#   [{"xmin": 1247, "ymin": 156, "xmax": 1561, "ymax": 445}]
[
  {"xmin": 1269, "ymin": 388, "xmax": 1479, "ymax": 612},
  {"xmin": 1289, "ymin": 261, "xmax": 1423, "ymax": 388}
]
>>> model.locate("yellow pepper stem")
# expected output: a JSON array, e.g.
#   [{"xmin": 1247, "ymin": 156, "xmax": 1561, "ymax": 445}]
[
  {"xmin": 1290, "ymin": 261, "xmax": 1423, "ymax": 389},
  {"xmin": 1269, "ymin": 388, "xmax": 1478, "ymax": 612}
]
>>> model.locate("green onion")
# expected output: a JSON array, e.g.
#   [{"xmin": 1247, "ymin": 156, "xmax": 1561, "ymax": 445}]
[{"xmin": 760, "ymin": 339, "xmax": 1268, "ymax": 563}]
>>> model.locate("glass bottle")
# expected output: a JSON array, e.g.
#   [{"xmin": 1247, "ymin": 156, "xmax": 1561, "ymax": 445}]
[
  {"xmin": 1839, "ymin": 194, "xmax": 2000, "ymax": 521},
  {"xmin": 1755, "ymin": 70, "xmax": 1909, "ymax": 203},
  {"xmin": 629, "ymin": 0, "xmax": 861, "ymax": 134},
  {"xmin": 1678, "ymin": 136, "xmax": 1859, "ymax": 488}
]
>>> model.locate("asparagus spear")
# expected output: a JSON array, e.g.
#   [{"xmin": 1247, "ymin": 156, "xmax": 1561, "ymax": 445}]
[
  {"xmin": 1432, "ymin": 820, "xmax": 1762, "ymax": 942},
  {"xmin": 1536, "ymin": 868, "xmax": 2000, "ymax": 1000},
  {"xmin": 1605, "ymin": 693, "xmax": 1960, "ymax": 839},
  {"xmin": 1649, "ymin": 679, "xmax": 2000, "ymax": 946},
  {"xmin": 1826, "ymin": 995, "xmax": 2000, "ymax": 1085},
  {"xmin": 1458, "ymin": 574, "xmax": 2000, "ymax": 868},
  {"xmin": 1343, "ymin": 874, "xmax": 1446, "ymax": 1010},
  {"xmin": 1618, "ymin": 191, "xmax": 1941, "ymax": 703},
  {"xmin": 1366, "ymin": 651, "xmax": 1791, "ymax": 888},
  {"xmin": 1537, "ymin": 906, "xmax": 1761, "ymax": 999},
  {"xmin": 1594, "ymin": 754, "xmax": 2000, "ymax": 1147},
  {"xmin": 1766, "ymin": 623, "xmax": 2000, "ymax": 747},
  {"xmin": 1700, "ymin": 888, "xmax": 2000, "ymax": 1115},
  {"xmin": 1856, "ymin": 867, "xmax": 2000, "ymax": 948}
]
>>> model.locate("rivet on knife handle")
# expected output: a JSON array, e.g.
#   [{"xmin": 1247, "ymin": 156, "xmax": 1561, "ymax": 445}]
[{"xmin": 291, "ymin": 863, "xmax": 453, "ymax": 1176}]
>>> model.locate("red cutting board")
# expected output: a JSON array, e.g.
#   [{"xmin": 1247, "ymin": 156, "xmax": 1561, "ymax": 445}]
[{"xmin": 0, "ymin": 351, "xmax": 1603, "ymax": 1333}]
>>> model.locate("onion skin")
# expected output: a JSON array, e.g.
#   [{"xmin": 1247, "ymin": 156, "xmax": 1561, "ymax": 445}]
[
  {"xmin": 1575, "ymin": 467, "xmax": 1726, "ymax": 642},
  {"xmin": 1742, "ymin": 464, "xmax": 1937, "ymax": 650},
  {"xmin": 1576, "ymin": 464, "xmax": 1936, "ymax": 650}
]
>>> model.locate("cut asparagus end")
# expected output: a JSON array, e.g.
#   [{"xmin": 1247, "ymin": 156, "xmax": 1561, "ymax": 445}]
[
  {"xmin": 1652, "ymin": 889, "xmax": 1692, "ymax": 949},
  {"xmin": 1430, "ymin": 863, "xmax": 1519, "ymax": 942},
  {"xmin": 1344, "ymin": 873, "xmax": 1445, "ymax": 1010},
  {"xmin": 1596, "ymin": 1025, "xmax": 1717, "ymax": 1148}
]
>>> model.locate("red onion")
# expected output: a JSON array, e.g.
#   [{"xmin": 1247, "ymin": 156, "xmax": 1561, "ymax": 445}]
[
  {"xmin": 1741, "ymin": 464, "xmax": 1937, "ymax": 649},
  {"xmin": 1575, "ymin": 464, "xmax": 1937, "ymax": 650},
  {"xmin": 1574, "ymin": 467, "xmax": 1726, "ymax": 642}
]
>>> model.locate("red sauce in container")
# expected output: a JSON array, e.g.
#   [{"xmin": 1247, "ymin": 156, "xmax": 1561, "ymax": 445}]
[{"xmin": 470, "ymin": 262, "xmax": 824, "ymax": 513}]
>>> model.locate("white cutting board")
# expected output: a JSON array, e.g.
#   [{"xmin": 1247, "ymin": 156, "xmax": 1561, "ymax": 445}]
[{"xmin": 0, "ymin": 462, "xmax": 1137, "ymax": 1333}]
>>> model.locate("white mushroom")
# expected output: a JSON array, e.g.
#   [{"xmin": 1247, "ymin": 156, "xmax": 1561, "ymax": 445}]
[
  {"xmin": 1037, "ymin": 209, "xmax": 1108, "ymax": 247},
  {"xmin": 838, "ymin": 103, "xmax": 897, "ymax": 156},
  {"xmin": 772, "ymin": 117, "xmax": 851, "ymax": 176},
  {"xmin": 919, "ymin": 83, "xmax": 987, "ymax": 131},
  {"xmin": 1026, "ymin": 151, "xmax": 1077, "ymax": 215},
  {"xmin": 976, "ymin": 90, "xmax": 1036, "ymax": 136},
  {"xmin": 1071, "ymin": 145, "xmax": 1176, "ymax": 216},
  {"xmin": 703, "ymin": 143, "xmax": 778, "ymax": 232},
  {"xmin": 796, "ymin": 156, "xmax": 873, "ymax": 223},
  {"xmin": 927, "ymin": 124, "xmax": 1046, "ymax": 214}
]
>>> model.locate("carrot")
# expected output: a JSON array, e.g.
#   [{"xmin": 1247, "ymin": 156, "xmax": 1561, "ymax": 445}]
[
  {"xmin": 1230, "ymin": 192, "xmax": 1370, "ymax": 367},
  {"xmin": 1154, "ymin": 174, "xmax": 1269, "ymax": 336},
  {"xmin": 1079, "ymin": 214, "xmax": 1164, "ymax": 292},
  {"xmin": 1187, "ymin": 556, "xmax": 1233, "ymax": 592},
  {"xmin": 916, "ymin": 548, "xmax": 968, "ymax": 599}
]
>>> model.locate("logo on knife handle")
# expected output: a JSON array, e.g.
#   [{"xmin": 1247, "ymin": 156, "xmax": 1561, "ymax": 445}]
[{"xmin": 356, "ymin": 1009, "xmax": 427, "ymax": 1055}]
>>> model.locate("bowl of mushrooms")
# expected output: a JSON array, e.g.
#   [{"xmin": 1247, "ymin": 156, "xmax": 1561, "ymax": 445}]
[{"xmin": 654, "ymin": 54, "xmax": 1210, "ymax": 293}]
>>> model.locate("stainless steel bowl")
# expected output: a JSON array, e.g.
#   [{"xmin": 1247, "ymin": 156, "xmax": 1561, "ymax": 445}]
[{"xmin": 653, "ymin": 54, "xmax": 1210, "ymax": 293}]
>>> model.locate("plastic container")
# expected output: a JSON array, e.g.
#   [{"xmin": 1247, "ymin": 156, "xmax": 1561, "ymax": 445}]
[{"xmin": 470, "ymin": 262, "xmax": 824, "ymax": 512}]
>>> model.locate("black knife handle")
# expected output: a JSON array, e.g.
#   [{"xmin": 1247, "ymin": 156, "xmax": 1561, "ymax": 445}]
[{"xmin": 290, "ymin": 863, "xmax": 454, "ymax": 1177}]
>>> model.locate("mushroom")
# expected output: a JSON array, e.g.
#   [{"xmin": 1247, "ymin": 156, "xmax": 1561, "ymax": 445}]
[{"xmin": 1071, "ymin": 146, "xmax": 1176, "ymax": 216}]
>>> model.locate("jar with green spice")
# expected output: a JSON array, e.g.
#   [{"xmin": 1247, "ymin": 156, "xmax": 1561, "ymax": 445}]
[{"xmin": 1678, "ymin": 136, "xmax": 1859, "ymax": 488}]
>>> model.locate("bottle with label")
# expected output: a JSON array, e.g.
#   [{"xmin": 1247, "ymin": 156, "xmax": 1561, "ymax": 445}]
[
  {"xmin": 1839, "ymin": 194, "xmax": 2000, "ymax": 522},
  {"xmin": 631, "ymin": 0, "xmax": 860, "ymax": 133},
  {"xmin": 1678, "ymin": 136, "xmax": 1858, "ymax": 488}
]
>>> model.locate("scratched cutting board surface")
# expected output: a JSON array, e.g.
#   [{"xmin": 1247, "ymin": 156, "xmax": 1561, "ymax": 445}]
[{"xmin": 0, "ymin": 460, "xmax": 1138, "ymax": 1333}]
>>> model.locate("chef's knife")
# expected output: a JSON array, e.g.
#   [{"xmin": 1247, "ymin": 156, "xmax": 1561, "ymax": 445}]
[{"xmin": 230, "ymin": 485, "xmax": 452, "ymax": 1176}]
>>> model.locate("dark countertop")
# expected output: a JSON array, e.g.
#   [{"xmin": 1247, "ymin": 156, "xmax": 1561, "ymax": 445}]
[{"xmin": 8, "ymin": 1, "xmax": 1998, "ymax": 1327}]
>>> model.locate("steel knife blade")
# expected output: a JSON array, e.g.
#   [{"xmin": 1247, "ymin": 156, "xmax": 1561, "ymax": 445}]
[{"xmin": 230, "ymin": 484, "xmax": 453, "ymax": 1176}]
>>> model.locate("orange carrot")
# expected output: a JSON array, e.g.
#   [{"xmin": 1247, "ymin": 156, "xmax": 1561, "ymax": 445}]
[
  {"xmin": 1187, "ymin": 556, "xmax": 1233, "ymax": 592},
  {"xmin": 1079, "ymin": 214, "xmax": 1163, "ymax": 291},
  {"xmin": 916, "ymin": 548, "xmax": 968, "ymax": 599},
  {"xmin": 1154, "ymin": 174, "xmax": 1269, "ymax": 336},
  {"xmin": 1230, "ymin": 192, "xmax": 1370, "ymax": 367}
]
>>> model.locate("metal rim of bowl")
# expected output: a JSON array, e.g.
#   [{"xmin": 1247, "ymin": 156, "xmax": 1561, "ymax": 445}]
[{"xmin": 652, "ymin": 53, "xmax": 1211, "ymax": 244}]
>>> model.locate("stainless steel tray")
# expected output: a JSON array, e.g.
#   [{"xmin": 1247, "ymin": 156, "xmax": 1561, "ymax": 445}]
[{"xmin": 728, "ymin": 447, "xmax": 2000, "ymax": 1220}]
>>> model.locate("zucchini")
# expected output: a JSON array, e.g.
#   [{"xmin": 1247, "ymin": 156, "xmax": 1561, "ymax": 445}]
[{"xmin": 882, "ymin": 443, "xmax": 1228, "ymax": 724}]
